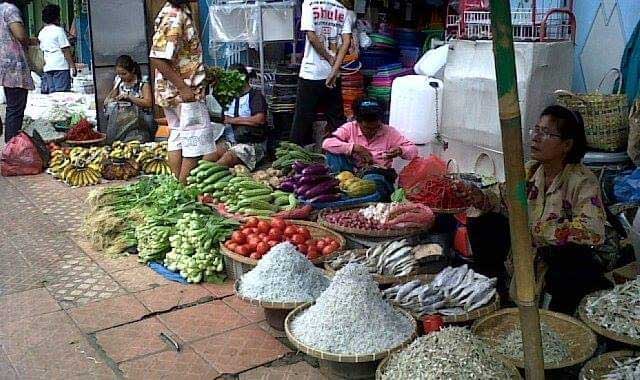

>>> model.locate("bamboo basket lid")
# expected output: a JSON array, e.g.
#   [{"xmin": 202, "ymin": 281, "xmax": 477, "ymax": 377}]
[
  {"xmin": 471, "ymin": 308, "xmax": 597, "ymax": 370},
  {"xmin": 578, "ymin": 290, "xmax": 640, "ymax": 347},
  {"xmin": 579, "ymin": 350, "xmax": 640, "ymax": 380},
  {"xmin": 285, "ymin": 303, "xmax": 417, "ymax": 363}
]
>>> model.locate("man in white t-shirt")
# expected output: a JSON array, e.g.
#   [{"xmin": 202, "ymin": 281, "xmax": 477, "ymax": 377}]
[
  {"xmin": 38, "ymin": 4, "xmax": 76, "ymax": 94},
  {"xmin": 290, "ymin": 0, "xmax": 352, "ymax": 146}
]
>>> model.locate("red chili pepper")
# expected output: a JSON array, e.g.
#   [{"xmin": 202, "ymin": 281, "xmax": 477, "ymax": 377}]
[{"xmin": 66, "ymin": 119, "xmax": 102, "ymax": 141}]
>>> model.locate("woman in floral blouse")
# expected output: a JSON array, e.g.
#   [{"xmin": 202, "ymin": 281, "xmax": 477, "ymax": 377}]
[{"xmin": 467, "ymin": 105, "xmax": 610, "ymax": 313}]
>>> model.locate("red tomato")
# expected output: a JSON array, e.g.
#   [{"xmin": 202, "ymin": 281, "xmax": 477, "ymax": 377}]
[
  {"xmin": 224, "ymin": 241, "xmax": 232, "ymax": 249},
  {"xmin": 246, "ymin": 217, "xmax": 259, "ymax": 228},
  {"xmin": 329, "ymin": 241, "xmax": 340, "ymax": 250},
  {"xmin": 250, "ymin": 227, "xmax": 259, "ymax": 234},
  {"xmin": 268, "ymin": 228, "xmax": 283, "ymax": 240},
  {"xmin": 291, "ymin": 234, "xmax": 306, "ymax": 245},
  {"xmin": 250, "ymin": 252, "xmax": 262, "ymax": 260},
  {"xmin": 271, "ymin": 218, "xmax": 286, "ymax": 230},
  {"xmin": 236, "ymin": 246, "xmax": 250, "ymax": 257},
  {"xmin": 267, "ymin": 240, "xmax": 278, "ymax": 247},
  {"xmin": 256, "ymin": 242, "xmax": 269, "ymax": 255},
  {"xmin": 258, "ymin": 233, "xmax": 267, "ymax": 239},
  {"xmin": 322, "ymin": 246, "xmax": 334, "ymax": 256},
  {"xmin": 241, "ymin": 228, "xmax": 252, "ymax": 236},
  {"xmin": 297, "ymin": 227, "xmax": 311, "ymax": 240},
  {"xmin": 228, "ymin": 242, "xmax": 238, "ymax": 251},
  {"xmin": 247, "ymin": 235, "xmax": 261, "ymax": 245},
  {"xmin": 257, "ymin": 221, "xmax": 271, "ymax": 233},
  {"xmin": 298, "ymin": 244, "xmax": 308, "ymax": 254},
  {"xmin": 307, "ymin": 247, "xmax": 320, "ymax": 260},
  {"xmin": 284, "ymin": 226, "xmax": 297, "ymax": 237},
  {"xmin": 316, "ymin": 240, "xmax": 326, "ymax": 249},
  {"xmin": 247, "ymin": 243, "xmax": 257, "ymax": 252},
  {"xmin": 231, "ymin": 231, "xmax": 246, "ymax": 244}
]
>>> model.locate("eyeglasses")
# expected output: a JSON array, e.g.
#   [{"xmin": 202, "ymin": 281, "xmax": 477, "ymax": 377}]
[{"xmin": 529, "ymin": 125, "xmax": 562, "ymax": 140}]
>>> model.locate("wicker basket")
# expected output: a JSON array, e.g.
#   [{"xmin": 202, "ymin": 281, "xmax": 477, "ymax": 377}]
[
  {"xmin": 555, "ymin": 69, "xmax": 629, "ymax": 152},
  {"xmin": 577, "ymin": 290, "xmax": 640, "ymax": 347},
  {"xmin": 395, "ymin": 294, "xmax": 501, "ymax": 324},
  {"xmin": 579, "ymin": 350, "xmax": 640, "ymax": 380},
  {"xmin": 375, "ymin": 349, "xmax": 522, "ymax": 379},
  {"xmin": 220, "ymin": 219, "xmax": 346, "ymax": 280},
  {"xmin": 471, "ymin": 308, "xmax": 598, "ymax": 370},
  {"xmin": 317, "ymin": 206, "xmax": 431, "ymax": 238},
  {"xmin": 285, "ymin": 303, "xmax": 417, "ymax": 363}
]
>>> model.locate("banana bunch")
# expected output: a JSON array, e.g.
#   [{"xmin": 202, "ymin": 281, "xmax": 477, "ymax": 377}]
[
  {"xmin": 112, "ymin": 140, "xmax": 141, "ymax": 160},
  {"xmin": 340, "ymin": 176, "xmax": 377, "ymax": 198},
  {"xmin": 136, "ymin": 142, "xmax": 170, "ymax": 175},
  {"xmin": 109, "ymin": 146, "xmax": 127, "ymax": 160},
  {"xmin": 141, "ymin": 159, "xmax": 172, "ymax": 175},
  {"xmin": 87, "ymin": 146, "xmax": 109, "ymax": 171},
  {"xmin": 47, "ymin": 151, "xmax": 71, "ymax": 179},
  {"xmin": 64, "ymin": 166, "xmax": 102, "ymax": 187}
]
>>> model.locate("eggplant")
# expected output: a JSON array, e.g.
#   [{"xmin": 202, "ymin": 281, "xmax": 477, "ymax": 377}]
[
  {"xmin": 279, "ymin": 180, "xmax": 295, "ymax": 192},
  {"xmin": 292, "ymin": 161, "xmax": 309, "ymax": 173},
  {"xmin": 295, "ymin": 183, "xmax": 314, "ymax": 196},
  {"xmin": 302, "ymin": 164, "xmax": 329, "ymax": 176},
  {"xmin": 303, "ymin": 179, "xmax": 340, "ymax": 199},
  {"xmin": 298, "ymin": 174, "xmax": 332, "ymax": 185},
  {"xmin": 309, "ymin": 193, "xmax": 341, "ymax": 203}
]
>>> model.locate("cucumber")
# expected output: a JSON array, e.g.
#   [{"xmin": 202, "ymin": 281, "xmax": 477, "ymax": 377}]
[
  {"xmin": 213, "ymin": 180, "xmax": 232, "ymax": 190},
  {"xmin": 240, "ymin": 188, "xmax": 272, "ymax": 197},
  {"xmin": 274, "ymin": 195, "xmax": 290, "ymax": 206},
  {"xmin": 229, "ymin": 177, "xmax": 246, "ymax": 184},
  {"xmin": 238, "ymin": 194, "xmax": 273, "ymax": 204},
  {"xmin": 197, "ymin": 160, "xmax": 216, "ymax": 167},
  {"xmin": 239, "ymin": 208, "xmax": 274, "ymax": 217},
  {"xmin": 219, "ymin": 196, "xmax": 230, "ymax": 203},
  {"xmin": 201, "ymin": 184, "xmax": 218, "ymax": 194},
  {"xmin": 212, "ymin": 190, "xmax": 225, "ymax": 198},
  {"xmin": 202, "ymin": 170, "xmax": 231, "ymax": 185},
  {"xmin": 238, "ymin": 181, "xmax": 268, "ymax": 190}
]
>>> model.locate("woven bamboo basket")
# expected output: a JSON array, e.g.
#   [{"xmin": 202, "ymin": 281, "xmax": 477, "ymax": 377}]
[
  {"xmin": 577, "ymin": 290, "xmax": 640, "ymax": 347},
  {"xmin": 375, "ymin": 349, "xmax": 522, "ymax": 379},
  {"xmin": 396, "ymin": 294, "xmax": 501, "ymax": 324},
  {"xmin": 471, "ymin": 308, "xmax": 598, "ymax": 370},
  {"xmin": 317, "ymin": 206, "xmax": 431, "ymax": 238},
  {"xmin": 579, "ymin": 350, "xmax": 640, "ymax": 380},
  {"xmin": 323, "ymin": 249, "xmax": 435, "ymax": 285},
  {"xmin": 284, "ymin": 303, "xmax": 417, "ymax": 363},
  {"xmin": 220, "ymin": 219, "xmax": 346, "ymax": 280},
  {"xmin": 555, "ymin": 69, "xmax": 629, "ymax": 152}
]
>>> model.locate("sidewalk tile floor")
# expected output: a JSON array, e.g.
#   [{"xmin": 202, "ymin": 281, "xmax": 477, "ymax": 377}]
[
  {"xmin": 239, "ymin": 361, "xmax": 325, "ymax": 380},
  {"xmin": 68, "ymin": 294, "xmax": 149, "ymax": 333},
  {"xmin": 95, "ymin": 317, "xmax": 170, "ymax": 363},
  {"xmin": 119, "ymin": 348, "xmax": 219, "ymax": 379},
  {"xmin": 135, "ymin": 283, "xmax": 213, "ymax": 313}
]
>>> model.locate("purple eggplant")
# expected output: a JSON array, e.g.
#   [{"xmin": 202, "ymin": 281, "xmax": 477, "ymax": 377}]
[
  {"xmin": 309, "ymin": 193, "xmax": 341, "ymax": 203},
  {"xmin": 292, "ymin": 161, "xmax": 309, "ymax": 173},
  {"xmin": 303, "ymin": 179, "xmax": 340, "ymax": 199},
  {"xmin": 279, "ymin": 180, "xmax": 295, "ymax": 192},
  {"xmin": 302, "ymin": 164, "xmax": 329, "ymax": 176},
  {"xmin": 295, "ymin": 183, "xmax": 314, "ymax": 196},
  {"xmin": 298, "ymin": 174, "xmax": 332, "ymax": 185}
]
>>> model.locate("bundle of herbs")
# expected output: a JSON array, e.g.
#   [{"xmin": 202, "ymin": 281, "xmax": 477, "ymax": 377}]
[{"xmin": 205, "ymin": 67, "xmax": 246, "ymax": 109}]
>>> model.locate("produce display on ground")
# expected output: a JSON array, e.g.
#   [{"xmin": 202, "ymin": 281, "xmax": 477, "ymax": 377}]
[
  {"xmin": 495, "ymin": 321, "xmax": 570, "ymax": 366},
  {"xmin": 238, "ymin": 242, "xmax": 330, "ymax": 303},
  {"xmin": 327, "ymin": 239, "xmax": 416, "ymax": 277},
  {"xmin": 223, "ymin": 217, "xmax": 340, "ymax": 261},
  {"xmin": 251, "ymin": 167, "xmax": 287, "ymax": 189},
  {"xmin": 47, "ymin": 106, "xmax": 85, "ymax": 131},
  {"xmin": 273, "ymin": 142, "xmax": 325, "ymax": 172},
  {"xmin": 65, "ymin": 119, "xmax": 103, "ymax": 141},
  {"xmin": 280, "ymin": 162, "xmax": 342, "ymax": 203},
  {"xmin": 405, "ymin": 174, "xmax": 474, "ymax": 210},
  {"xmin": 289, "ymin": 263, "xmax": 415, "ymax": 355},
  {"xmin": 321, "ymin": 202, "xmax": 435, "ymax": 230},
  {"xmin": 336, "ymin": 171, "xmax": 377, "ymax": 198},
  {"xmin": 382, "ymin": 265, "xmax": 497, "ymax": 317},
  {"xmin": 582, "ymin": 277, "xmax": 640, "ymax": 340},
  {"xmin": 164, "ymin": 212, "xmax": 238, "ymax": 283},
  {"xmin": 602, "ymin": 356, "xmax": 640, "ymax": 380},
  {"xmin": 379, "ymin": 327, "xmax": 516, "ymax": 379}
]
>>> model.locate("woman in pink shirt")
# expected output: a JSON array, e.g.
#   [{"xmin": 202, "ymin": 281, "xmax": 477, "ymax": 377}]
[{"xmin": 322, "ymin": 98, "xmax": 418, "ymax": 199}]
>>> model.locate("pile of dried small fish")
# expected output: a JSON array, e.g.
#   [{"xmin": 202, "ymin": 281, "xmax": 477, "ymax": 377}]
[
  {"xmin": 382, "ymin": 265, "xmax": 496, "ymax": 317},
  {"xmin": 326, "ymin": 239, "xmax": 416, "ymax": 277},
  {"xmin": 584, "ymin": 277, "xmax": 640, "ymax": 340},
  {"xmin": 239, "ymin": 242, "xmax": 329, "ymax": 303},
  {"xmin": 380, "ymin": 327, "xmax": 515, "ymax": 380},
  {"xmin": 290, "ymin": 263, "xmax": 415, "ymax": 355},
  {"xmin": 602, "ymin": 356, "xmax": 640, "ymax": 380},
  {"xmin": 496, "ymin": 322, "xmax": 569, "ymax": 366}
]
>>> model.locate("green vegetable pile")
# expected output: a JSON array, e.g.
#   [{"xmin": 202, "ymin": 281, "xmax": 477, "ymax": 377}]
[
  {"xmin": 205, "ymin": 67, "xmax": 246, "ymax": 109},
  {"xmin": 273, "ymin": 142, "xmax": 325, "ymax": 172},
  {"xmin": 164, "ymin": 212, "xmax": 238, "ymax": 283}
]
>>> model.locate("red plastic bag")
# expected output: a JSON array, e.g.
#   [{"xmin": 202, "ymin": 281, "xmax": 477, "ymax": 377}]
[
  {"xmin": 1, "ymin": 132, "xmax": 45, "ymax": 176},
  {"xmin": 399, "ymin": 155, "xmax": 446, "ymax": 190}
]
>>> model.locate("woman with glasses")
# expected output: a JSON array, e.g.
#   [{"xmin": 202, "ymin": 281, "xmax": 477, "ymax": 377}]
[{"xmin": 466, "ymin": 105, "xmax": 610, "ymax": 313}]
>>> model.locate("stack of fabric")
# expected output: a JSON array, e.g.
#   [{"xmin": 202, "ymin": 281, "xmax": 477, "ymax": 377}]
[
  {"xmin": 367, "ymin": 63, "xmax": 413, "ymax": 105},
  {"xmin": 341, "ymin": 69, "xmax": 365, "ymax": 119},
  {"xmin": 360, "ymin": 32, "xmax": 399, "ymax": 75},
  {"xmin": 395, "ymin": 28, "xmax": 425, "ymax": 68}
]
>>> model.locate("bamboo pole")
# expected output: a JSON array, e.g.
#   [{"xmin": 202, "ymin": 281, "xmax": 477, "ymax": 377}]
[{"xmin": 488, "ymin": 1, "xmax": 545, "ymax": 378}]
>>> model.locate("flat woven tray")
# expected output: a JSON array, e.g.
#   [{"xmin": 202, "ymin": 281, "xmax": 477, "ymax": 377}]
[
  {"xmin": 578, "ymin": 290, "xmax": 640, "ymax": 347},
  {"xmin": 285, "ymin": 303, "xmax": 417, "ymax": 363},
  {"xmin": 323, "ymin": 249, "xmax": 434, "ymax": 285},
  {"xmin": 234, "ymin": 280, "xmax": 309, "ymax": 310},
  {"xmin": 220, "ymin": 219, "xmax": 346, "ymax": 267},
  {"xmin": 375, "ymin": 348, "xmax": 522, "ymax": 379},
  {"xmin": 579, "ymin": 350, "xmax": 639, "ymax": 380},
  {"xmin": 471, "ymin": 308, "xmax": 597, "ymax": 370},
  {"xmin": 317, "ymin": 208, "xmax": 430, "ymax": 238},
  {"xmin": 66, "ymin": 132, "xmax": 106, "ymax": 146},
  {"xmin": 395, "ymin": 294, "xmax": 501, "ymax": 324}
]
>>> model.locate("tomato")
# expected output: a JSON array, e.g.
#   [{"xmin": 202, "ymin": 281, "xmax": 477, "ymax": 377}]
[
  {"xmin": 258, "ymin": 233, "xmax": 267, "ymax": 239},
  {"xmin": 307, "ymin": 247, "xmax": 320, "ymax": 260},
  {"xmin": 246, "ymin": 217, "xmax": 259, "ymax": 228},
  {"xmin": 297, "ymin": 227, "xmax": 311, "ymax": 240},
  {"xmin": 257, "ymin": 221, "xmax": 271, "ymax": 233},
  {"xmin": 228, "ymin": 242, "xmax": 238, "ymax": 251},
  {"xmin": 236, "ymin": 245, "xmax": 250, "ymax": 257},
  {"xmin": 241, "ymin": 228, "xmax": 252, "ymax": 236},
  {"xmin": 271, "ymin": 218, "xmax": 286, "ymax": 230},
  {"xmin": 250, "ymin": 227, "xmax": 259, "ymax": 234},
  {"xmin": 256, "ymin": 242, "xmax": 269, "ymax": 255},
  {"xmin": 322, "ymin": 245, "xmax": 334, "ymax": 256},
  {"xmin": 329, "ymin": 241, "xmax": 340, "ymax": 251},
  {"xmin": 316, "ymin": 240, "xmax": 326, "ymax": 249},
  {"xmin": 231, "ymin": 231, "xmax": 246, "ymax": 244},
  {"xmin": 291, "ymin": 234, "xmax": 306, "ymax": 245},
  {"xmin": 247, "ymin": 235, "xmax": 261, "ymax": 245},
  {"xmin": 224, "ymin": 240, "xmax": 232, "ymax": 249},
  {"xmin": 297, "ymin": 244, "xmax": 308, "ymax": 254},
  {"xmin": 284, "ymin": 226, "xmax": 297, "ymax": 237},
  {"xmin": 268, "ymin": 228, "xmax": 283, "ymax": 240},
  {"xmin": 250, "ymin": 252, "xmax": 262, "ymax": 260},
  {"xmin": 267, "ymin": 240, "xmax": 278, "ymax": 247},
  {"xmin": 247, "ymin": 243, "xmax": 257, "ymax": 252}
]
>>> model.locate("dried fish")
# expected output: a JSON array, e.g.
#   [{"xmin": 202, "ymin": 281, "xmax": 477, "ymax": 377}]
[
  {"xmin": 584, "ymin": 278, "xmax": 640, "ymax": 340},
  {"xmin": 290, "ymin": 263, "xmax": 414, "ymax": 355},
  {"xmin": 327, "ymin": 239, "xmax": 416, "ymax": 277},
  {"xmin": 238, "ymin": 242, "xmax": 329, "ymax": 303},
  {"xmin": 380, "ymin": 327, "xmax": 515, "ymax": 380},
  {"xmin": 496, "ymin": 322, "xmax": 569, "ymax": 366},
  {"xmin": 383, "ymin": 265, "xmax": 497, "ymax": 317},
  {"xmin": 602, "ymin": 356, "xmax": 640, "ymax": 380}
]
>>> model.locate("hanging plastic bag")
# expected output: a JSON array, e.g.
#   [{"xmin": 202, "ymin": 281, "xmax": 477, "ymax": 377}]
[
  {"xmin": 613, "ymin": 169, "xmax": 640, "ymax": 202},
  {"xmin": 399, "ymin": 155, "xmax": 447, "ymax": 189},
  {"xmin": 1, "ymin": 132, "xmax": 45, "ymax": 176},
  {"xmin": 180, "ymin": 101, "xmax": 206, "ymax": 130}
]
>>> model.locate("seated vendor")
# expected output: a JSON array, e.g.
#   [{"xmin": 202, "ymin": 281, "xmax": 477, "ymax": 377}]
[
  {"xmin": 203, "ymin": 64, "xmax": 267, "ymax": 171},
  {"xmin": 104, "ymin": 55, "xmax": 155, "ymax": 143},
  {"xmin": 322, "ymin": 98, "xmax": 418, "ymax": 199},
  {"xmin": 466, "ymin": 105, "xmax": 611, "ymax": 313}
]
